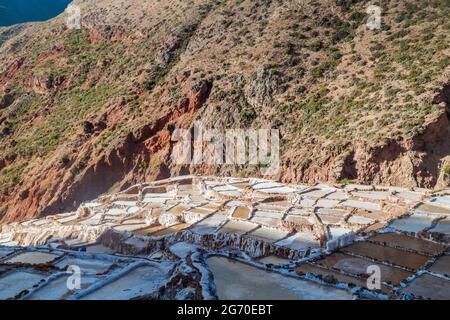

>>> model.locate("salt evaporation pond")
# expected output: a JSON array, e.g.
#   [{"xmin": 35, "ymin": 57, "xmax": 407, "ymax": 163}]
[
  {"xmin": 0, "ymin": 271, "xmax": 43, "ymax": 299},
  {"xmin": 25, "ymin": 274, "xmax": 98, "ymax": 300},
  {"xmin": 257, "ymin": 255, "xmax": 292, "ymax": 265},
  {"xmin": 389, "ymin": 213, "xmax": 435, "ymax": 233},
  {"xmin": 207, "ymin": 257, "xmax": 352, "ymax": 300},
  {"xmin": 82, "ymin": 265, "xmax": 167, "ymax": 300},
  {"xmin": 5, "ymin": 251, "xmax": 60, "ymax": 265}
]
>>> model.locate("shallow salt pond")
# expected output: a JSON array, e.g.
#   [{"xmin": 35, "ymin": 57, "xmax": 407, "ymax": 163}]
[
  {"xmin": 352, "ymin": 191, "xmax": 390, "ymax": 201},
  {"xmin": 342, "ymin": 242, "xmax": 430, "ymax": 271},
  {"xmin": 315, "ymin": 199, "xmax": 340, "ymax": 208},
  {"xmin": 169, "ymin": 242, "xmax": 198, "ymax": 258},
  {"xmin": 275, "ymin": 232, "xmax": 319, "ymax": 250},
  {"xmin": 207, "ymin": 257, "xmax": 352, "ymax": 300},
  {"xmin": 56, "ymin": 257, "xmax": 113, "ymax": 275},
  {"xmin": 0, "ymin": 247, "xmax": 15, "ymax": 259},
  {"xmin": 81, "ymin": 265, "xmax": 167, "ymax": 300},
  {"xmin": 428, "ymin": 255, "xmax": 450, "ymax": 276},
  {"xmin": 300, "ymin": 189, "xmax": 332, "ymax": 199},
  {"xmin": 232, "ymin": 206, "xmax": 251, "ymax": 219},
  {"xmin": 429, "ymin": 218, "xmax": 450, "ymax": 234},
  {"xmin": 80, "ymin": 213, "xmax": 103, "ymax": 226},
  {"xmin": 113, "ymin": 201, "xmax": 138, "ymax": 207},
  {"xmin": 417, "ymin": 203, "xmax": 450, "ymax": 215},
  {"xmin": 257, "ymin": 255, "xmax": 292, "ymax": 265},
  {"xmin": 328, "ymin": 227, "xmax": 353, "ymax": 239},
  {"xmin": 113, "ymin": 223, "xmax": 148, "ymax": 232},
  {"xmin": 5, "ymin": 251, "xmax": 60, "ymax": 265},
  {"xmin": 138, "ymin": 223, "xmax": 190, "ymax": 237},
  {"xmin": 340, "ymin": 199, "xmax": 380, "ymax": 211},
  {"xmin": 0, "ymin": 271, "xmax": 44, "ymax": 299},
  {"xmin": 247, "ymin": 227, "xmax": 288, "ymax": 243},
  {"xmin": 218, "ymin": 220, "xmax": 258, "ymax": 235},
  {"xmin": 368, "ymin": 233, "xmax": 446, "ymax": 256},
  {"xmin": 106, "ymin": 208, "xmax": 127, "ymax": 216},
  {"xmin": 251, "ymin": 182, "xmax": 285, "ymax": 190},
  {"xmin": 25, "ymin": 274, "xmax": 98, "ymax": 300},
  {"xmin": 399, "ymin": 274, "xmax": 450, "ymax": 300},
  {"xmin": 189, "ymin": 214, "xmax": 228, "ymax": 235},
  {"xmin": 428, "ymin": 196, "xmax": 450, "ymax": 209},
  {"xmin": 326, "ymin": 190, "xmax": 348, "ymax": 200},
  {"xmin": 257, "ymin": 186, "xmax": 297, "ymax": 194},
  {"xmin": 347, "ymin": 215, "xmax": 374, "ymax": 225},
  {"xmin": 395, "ymin": 191, "xmax": 423, "ymax": 203},
  {"xmin": 57, "ymin": 214, "xmax": 79, "ymax": 224},
  {"xmin": 389, "ymin": 213, "xmax": 436, "ymax": 233},
  {"xmin": 314, "ymin": 252, "xmax": 413, "ymax": 285},
  {"xmin": 252, "ymin": 210, "xmax": 283, "ymax": 219}
]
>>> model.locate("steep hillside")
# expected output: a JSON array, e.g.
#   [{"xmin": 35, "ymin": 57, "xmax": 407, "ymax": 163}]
[{"xmin": 0, "ymin": 0, "xmax": 449, "ymax": 222}]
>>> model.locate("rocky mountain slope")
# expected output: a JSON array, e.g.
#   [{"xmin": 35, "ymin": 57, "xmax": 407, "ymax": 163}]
[{"xmin": 0, "ymin": 0, "xmax": 449, "ymax": 222}]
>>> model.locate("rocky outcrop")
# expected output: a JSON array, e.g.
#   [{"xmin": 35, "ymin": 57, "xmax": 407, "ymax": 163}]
[
  {"xmin": 246, "ymin": 64, "xmax": 285, "ymax": 110},
  {"xmin": 280, "ymin": 99, "xmax": 450, "ymax": 189}
]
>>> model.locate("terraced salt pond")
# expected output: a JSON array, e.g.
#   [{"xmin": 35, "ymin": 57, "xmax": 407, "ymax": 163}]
[
  {"xmin": 82, "ymin": 265, "xmax": 167, "ymax": 300},
  {"xmin": 389, "ymin": 213, "xmax": 437, "ymax": 233},
  {"xmin": 257, "ymin": 255, "xmax": 292, "ymax": 265},
  {"xmin": 5, "ymin": 251, "xmax": 60, "ymax": 265},
  {"xmin": 400, "ymin": 274, "xmax": 450, "ymax": 299},
  {"xmin": 25, "ymin": 274, "xmax": 98, "ymax": 300},
  {"xmin": 1, "ymin": 175, "xmax": 449, "ymax": 300},
  {"xmin": 55, "ymin": 257, "xmax": 113, "ymax": 274},
  {"xmin": 0, "ymin": 271, "xmax": 44, "ymax": 299},
  {"xmin": 429, "ymin": 218, "xmax": 450, "ymax": 234},
  {"xmin": 207, "ymin": 257, "xmax": 352, "ymax": 300}
]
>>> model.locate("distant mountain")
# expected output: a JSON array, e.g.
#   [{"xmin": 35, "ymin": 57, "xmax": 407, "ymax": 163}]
[
  {"xmin": 0, "ymin": 0, "xmax": 449, "ymax": 222},
  {"xmin": 0, "ymin": 0, "xmax": 71, "ymax": 26}
]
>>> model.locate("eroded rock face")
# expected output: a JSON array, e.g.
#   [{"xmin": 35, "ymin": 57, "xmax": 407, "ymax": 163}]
[{"xmin": 246, "ymin": 64, "xmax": 285, "ymax": 110}]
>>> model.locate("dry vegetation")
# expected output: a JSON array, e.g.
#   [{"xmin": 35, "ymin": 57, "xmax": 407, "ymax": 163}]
[{"xmin": 0, "ymin": 0, "xmax": 449, "ymax": 220}]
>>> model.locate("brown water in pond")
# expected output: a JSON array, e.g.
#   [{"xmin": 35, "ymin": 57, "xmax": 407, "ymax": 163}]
[
  {"xmin": 188, "ymin": 207, "xmax": 213, "ymax": 215},
  {"xmin": 201, "ymin": 203, "xmax": 222, "ymax": 211},
  {"xmin": 136, "ymin": 224, "xmax": 166, "ymax": 235},
  {"xmin": 400, "ymin": 274, "xmax": 450, "ymax": 299},
  {"xmin": 218, "ymin": 220, "xmax": 258, "ymax": 235},
  {"xmin": 232, "ymin": 206, "xmax": 251, "ymax": 220},
  {"xmin": 416, "ymin": 203, "xmax": 450, "ymax": 215},
  {"xmin": 315, "ymin": 252, "xmax": 413, "ymax": 285},
  {"xmin": 369, "ymin": 233, "xmax": 446, "ymax": 256},
  {"xmin": 428, "ymin": 255, "xmax": 450, "ymax": 276},
  {"xmin": 143, "ymin": 186, "xmax": 167, "ymax": 193},
  {"xmin": 150, "ymin": 223, "xmax": 190, "ymax": 236},
  {"xmin": 137, "ymin": 223, "xmax": 190, "ymax": 236},
  {"xmin": 295, "ymin": 263, "xmax": 392, "ymax": 295},
  {"xmin": 342, "ymin": 242, "xmax": 430, "ymax": 271},
  {"xmin": 168, "ymin": 205, "xmax": 187, "ymax": 215},
  {"xmin": 208, "ymin": 257, "xmax": 352, "ymax": 300}
]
